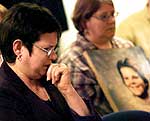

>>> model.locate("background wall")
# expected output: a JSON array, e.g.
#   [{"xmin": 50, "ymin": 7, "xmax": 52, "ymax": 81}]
[
  {"xmin": 60, "ymin": 0, "xmax": 147, "ymax": 53},
  {"xmin": 113, "ymin": 0, "xmax": 147, "ymax": 26}
]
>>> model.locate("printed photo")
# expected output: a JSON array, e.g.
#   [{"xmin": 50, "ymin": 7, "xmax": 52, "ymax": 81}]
[{"xmin": 83, "ymin": 47, "xmax": 150, "ymax": 112}]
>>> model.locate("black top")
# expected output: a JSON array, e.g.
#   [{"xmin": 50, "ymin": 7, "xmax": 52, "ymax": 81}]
[{"xmin": 0, "ymin": 61, "xmax": 102, "ymax": 121}]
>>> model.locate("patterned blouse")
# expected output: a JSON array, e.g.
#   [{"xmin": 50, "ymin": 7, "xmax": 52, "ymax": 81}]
[{"xmin": 58, "ymin": 33, "xmax": 134, "ymax": 115}]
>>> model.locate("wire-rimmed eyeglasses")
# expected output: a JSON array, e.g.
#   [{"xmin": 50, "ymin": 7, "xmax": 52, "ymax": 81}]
[
  {"xmin": 34, "ymin": 44, "xmax": 56, "ymax": 57},
  {"xmin": 92, "ymin": 11, "xmax": 119, "ymax": 22}
]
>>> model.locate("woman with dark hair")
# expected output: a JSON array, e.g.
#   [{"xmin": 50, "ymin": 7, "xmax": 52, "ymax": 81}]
[
  {"xmin": 0, "ymin": 2, "xmax": 150, "ymax": 121},
  {"xmin": 117, "ymin": 58, "xmax": 149, "ymax": 100},
  {"xmin": 0, "ymin": 3, "xmax": 101, "ymax": 121}
]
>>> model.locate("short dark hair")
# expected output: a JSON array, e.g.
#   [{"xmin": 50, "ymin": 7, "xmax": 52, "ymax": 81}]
[{"xmin": 0, "ymin": 2, "xmax": 61, "ymax": 63}]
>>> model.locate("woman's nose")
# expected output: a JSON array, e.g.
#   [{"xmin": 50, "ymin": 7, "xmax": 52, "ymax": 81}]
[{"xmin": 49, "ymin": 51, "xmax": 57, "ymax": 61}]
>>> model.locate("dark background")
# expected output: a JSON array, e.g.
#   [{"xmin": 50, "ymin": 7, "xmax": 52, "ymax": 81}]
[{"xmin": 0, "ymin": 0, "xmax": 68, "ymax": 32}]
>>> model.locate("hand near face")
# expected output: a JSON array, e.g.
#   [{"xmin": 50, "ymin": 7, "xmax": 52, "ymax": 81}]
[
  {"xmin": 46, "ymin": 63, "xmax": 72, "ymax": 94},
  {"xmin": 47, "ymin": 63, "xmax": 90, "ymax": 116}
]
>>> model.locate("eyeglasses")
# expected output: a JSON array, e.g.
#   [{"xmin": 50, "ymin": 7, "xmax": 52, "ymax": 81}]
[
  {"xmin": 34, "ymin": 44, "xmax": 56, "ymax": 57},
  {"xmin": 92, "ymin": 12, "xmax": 119, "ymax": 22}
]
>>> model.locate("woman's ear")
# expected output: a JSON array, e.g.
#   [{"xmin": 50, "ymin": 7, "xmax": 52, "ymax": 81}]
[{"xmin": 12, "ymin": 39, "xmax": 23, "ymax": 57}]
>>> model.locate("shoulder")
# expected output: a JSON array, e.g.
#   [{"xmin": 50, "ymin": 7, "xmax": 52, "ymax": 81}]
[
  {"xmin": 58, "ymin": 44, "xmax": 83, "ymax": 63},
  {"xmin": 0, "ymin": 84, "xmax": 27, "ymax": 115},
  {"xmin": 0, "ymin": 63, "xmax": 28, "ymax": 104},
  {"xmin": 0, "ymin": 85, "xmax": 33, "ymax": 120},
  {"xmin": 58, "ymin": 43, "xmax": 92, "ymax": 72},
  {"xmin": 58, "ymin": 35, "xmax": 87, "ymax": 63},
  {"xmin": 0, "ymin": 79, "xmax": 25, "ymax": 103},
  {"xmin": 112, "ymin": 36, "xmax": 134, "ymax": 48}
]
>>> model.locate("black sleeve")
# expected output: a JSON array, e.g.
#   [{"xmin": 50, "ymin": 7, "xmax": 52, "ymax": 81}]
[{"xmin": 70, "ymin": 99, "xmax": 102, "ymax": 121}]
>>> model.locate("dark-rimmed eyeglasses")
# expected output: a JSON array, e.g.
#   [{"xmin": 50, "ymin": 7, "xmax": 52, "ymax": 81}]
[
  {"xmin": 34, "ymin": 44, "xmax": 56, "ymax": 57},
  {"xmin": 92, "ymin": 12, "xmax": 119, "ymax": 22}
]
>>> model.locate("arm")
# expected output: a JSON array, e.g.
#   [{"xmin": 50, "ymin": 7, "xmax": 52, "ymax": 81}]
[{"xmin": 47, "ymin": 63, "xmax": 90, "ymax": 116}]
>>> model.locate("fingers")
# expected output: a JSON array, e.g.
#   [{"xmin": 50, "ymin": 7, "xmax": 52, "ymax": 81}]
[{"xmin": 46, "ymin": 63, "xmax": 68, "ymax": 84}]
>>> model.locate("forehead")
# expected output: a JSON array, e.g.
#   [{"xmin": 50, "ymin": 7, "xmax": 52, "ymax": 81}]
[
  {"xmin": 120, "ymin": 67, "xmax": 137, "ymax": 75},
  {"xmin": 95, "ymin": 3, "xmax": 114, "ymax": 14}
]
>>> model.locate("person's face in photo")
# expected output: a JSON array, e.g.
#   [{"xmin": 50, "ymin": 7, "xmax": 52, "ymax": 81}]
[{"xmin": 120, "ymin": 67, "xmax": 146, "ymax": 96}]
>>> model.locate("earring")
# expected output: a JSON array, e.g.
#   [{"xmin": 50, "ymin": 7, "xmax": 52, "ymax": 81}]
[{"xmin": 17, "ymin": 54, "xmax": 22, "ymax": 61}]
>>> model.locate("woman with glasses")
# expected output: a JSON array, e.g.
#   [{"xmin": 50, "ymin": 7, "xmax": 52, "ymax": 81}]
[
  {"xmin": 0, "ymin": 2, "xmax": 150, "ymax": 121},
  {"xmin": 0, "ymin": 2, "xmax": 102, "ymax": 121},
  {"xmin": 58, "ymin": 0, "xmax": 134, "ymax": 115}
]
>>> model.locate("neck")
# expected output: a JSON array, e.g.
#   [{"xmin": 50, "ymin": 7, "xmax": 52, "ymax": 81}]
[
  {"xmin": 84, "ymin": 35, "xmax": 112, "ymax": 49},
  {"xmin": 7, "ymin": 62, "xmax": 50, "ymax": 101},
  {"xmin": 95, "ymin": 41, "xmax": 112, "ymax": 49}
]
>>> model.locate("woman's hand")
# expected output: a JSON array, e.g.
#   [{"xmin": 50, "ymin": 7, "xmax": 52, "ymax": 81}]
[{"xmin": 47, "ymin": 63, "xmax": 72, "ymax": 94}]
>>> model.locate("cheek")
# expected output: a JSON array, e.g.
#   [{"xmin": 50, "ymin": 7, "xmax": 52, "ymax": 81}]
[
  {"xmin": 124, "ymin": 79, "xmax": 131, "ymax": 86},
  {"xmin": 88, "ymin": 25, "xmax": 104, "ymax": 39},
  {"xmin": 31, "ymin": 56, "xmax": 45, "ymax": 68},
  {"xmin": 27, "ymin": 55, "xmax": 44, "ymax": 70},
  {"xmin": 29, "ymin": 58, "xmax": 47, "ymax": 78},
  {"xmin": 86, "ymin": 20, "xmax": 104, "ymax": 33},
  {"xmin": 91, "ymin": 22, "xmax": 104, "ymax": 32},
  {"xmin": 137, "ymin": 79, "xmax": 145, "ymax": 84}
]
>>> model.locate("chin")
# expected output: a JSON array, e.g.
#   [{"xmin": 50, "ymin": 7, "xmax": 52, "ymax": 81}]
[
  {"xmin": 36, "ymin": 71, "xmax": 46, "ymax": 79},
  {"xmin": 106, "ymin": 35, "xmax": 114, "ymax": 41},
  {"xmin": 106, "ymin": 32, "xmax": 114, "ymax": 38},
  {"xmin": 41, "ymin": 71, "xmax": 47, "ymax": 76},
  {"xmin": 109, "ymin": 32, "xmax": 115, "ymax": 37},
  {"xmin": 132, "ymin": 91, "xmax": 143, "ymax": 97}
]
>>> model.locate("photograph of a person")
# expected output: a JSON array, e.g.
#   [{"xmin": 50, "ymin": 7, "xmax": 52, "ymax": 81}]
[
  {"xmin": 83, "ymin": 47, "xmax": 150, "ymax": 112},
  {"xmin": 117, "ymin": 58, "xmax": 150, "ymax": 102}
]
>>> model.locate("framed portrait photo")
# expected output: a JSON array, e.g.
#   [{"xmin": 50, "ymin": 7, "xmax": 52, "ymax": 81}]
[{"xmin": 83, "ymin": 47, "xmax": 150, "ymax": 112}]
